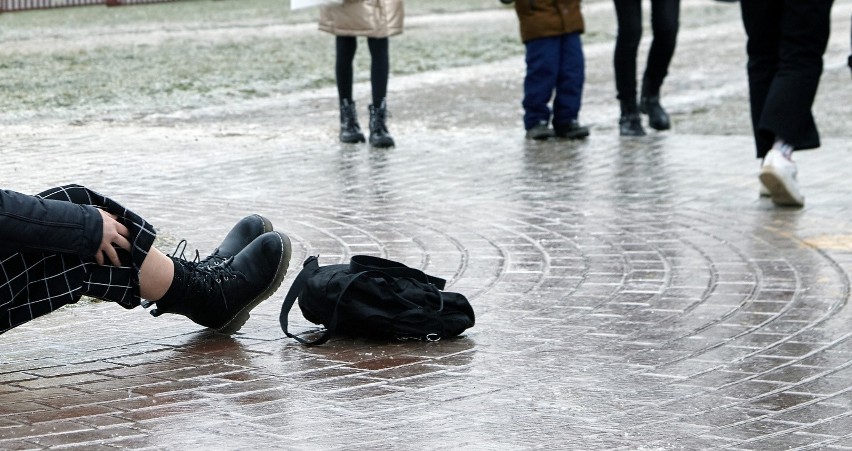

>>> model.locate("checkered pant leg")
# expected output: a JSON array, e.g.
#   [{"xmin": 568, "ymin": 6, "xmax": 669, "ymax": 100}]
[{"xmin": 0, "ymin": 185, "xmax": 156, "ymax": 334}]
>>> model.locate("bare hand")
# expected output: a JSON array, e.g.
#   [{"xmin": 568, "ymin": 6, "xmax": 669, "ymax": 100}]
[{"xmin": 97, "ymin": 209, "xmax": 132, "ymax": 266}]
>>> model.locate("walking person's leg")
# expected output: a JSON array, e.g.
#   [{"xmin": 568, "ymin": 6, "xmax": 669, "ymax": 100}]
[
  {"xmin": 640, "ymin": 0, "xmax": 680, "ymax": 131},
  {"xmin": 753, "ymin": 0, "xmax": 833, "ymax": 154},
  {"xmin": 740, "ymin": 1, "xmax": 783, "ymax": 158},
  {"xmin": 742, "ymin": 0, "xmax": 834, "ymax": 207},
  {"xmin": 552, "ymin": 32, "xmax": 589, "ymax": 140},
  {"xmin": 613, "ymin": 0, "xmax": 645, "ymax": 136},
  {"xmin": 336, "ymin": 36, "xmax": 365, "ymax": 143},
  {"xmin": 523, "ymin": 36, "xmax": 560, "ymax": 140},
  {"xmin": 367, "ymin": 37, "xmax": 395, "ymax": 148}
]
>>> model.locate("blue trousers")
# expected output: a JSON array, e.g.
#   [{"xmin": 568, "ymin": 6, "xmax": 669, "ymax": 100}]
[{"xmin": 523, "ymin": 33, "xmax": 585, "ymax": 130}]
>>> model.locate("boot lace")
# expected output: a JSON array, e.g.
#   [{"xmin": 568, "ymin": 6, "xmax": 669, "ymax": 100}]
[{"xmin": 170, "ymin": 240, "xmax": 244, "ymax": 311}]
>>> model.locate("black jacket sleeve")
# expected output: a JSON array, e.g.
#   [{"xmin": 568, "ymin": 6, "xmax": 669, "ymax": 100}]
[{"xmin": 0, "ymin": 188, "xmax": 103, "ymax": 257}]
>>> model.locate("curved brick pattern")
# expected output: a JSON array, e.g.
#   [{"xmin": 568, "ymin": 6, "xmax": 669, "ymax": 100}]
[{"xmin": 1, "ymin": 2, "xmax": 852, "ymax": 449}]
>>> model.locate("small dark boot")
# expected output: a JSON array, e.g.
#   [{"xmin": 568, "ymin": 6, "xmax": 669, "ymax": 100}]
[
  {"xmin": 525, "ymin": 120, "xmax": 554, "ymax": 140},
  {"xmin": 619, "ymin": 100, "xmax": 646, "ymax": 136},
  {"xmin": 368, "ymin": 99, "xmax": 395, "ymax": 148},
  {"xmin": 619, "ymin": 113, "xmax": 646, "ymax": 136},
  {"xmin": 640, "ymin": 95, "xmax": 671, "ymax": 131},
  {"xmin": 200, "ymin": 214, "xmax": 273, "ymax": 267},
  {"xmin": 150, "ymin": 232, "xmax": 292, "ymax": 335},
  {"xmin": 339, "ymin": 99, "xmax": 365, "ymax": 144},
  {"xmin": 554, "ymin": 119, "xmax": 590, "ymax": 140}
]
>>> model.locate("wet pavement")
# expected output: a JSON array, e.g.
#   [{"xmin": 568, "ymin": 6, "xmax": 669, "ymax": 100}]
[{"xmin": 1, "ymin": 1, "xmax": 852, "ymax": 449}]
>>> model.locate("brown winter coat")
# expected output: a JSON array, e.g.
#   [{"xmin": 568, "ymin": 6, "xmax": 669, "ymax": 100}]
[
  {"xmin": 514, "ymin": 0, "xmax": 584, "ymax": 43},
  {"xmin": 319, "ymin": 0, "xmax": 404, "ymax": 38}
]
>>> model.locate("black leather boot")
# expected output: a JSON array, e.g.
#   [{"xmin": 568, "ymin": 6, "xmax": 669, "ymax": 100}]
[
  {"xmin": 150, "ymin": 232, "xmax": 292, "ymax": 335},
  {"xmin": 619, "ymin": 113, "xmax": 646, "ymax": 136},
  {"xmin": 554, "ymin": 119, "xmax": 590, "ymax": 140},
  {"xmin": 369, "ymin": 99, "xmax": 395, "ymax": 148},
  {"xmin": 640, "ymin": 95, "xmax": 671, "ymax": 131},
  {"xmin": 339, "ymin": 99, "xmax": 365, "ymax": 143},
  {"xmin": 199, "ymin": 214, "xmax": 272, "ymax": 267},
  {"xmin": 619, "ymin": 100, "xmax": 646, "ymax": 136}
]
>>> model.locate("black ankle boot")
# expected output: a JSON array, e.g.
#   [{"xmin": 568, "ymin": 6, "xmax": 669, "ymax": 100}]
[
  {"xmin": 554, "ymin": 119, "xmax": 590, "ymax": 140},
  {"xmin": 369, "ymin": 99, "xmax": 395, "ymax": 148},
  {"xmin": 200, "ymin": 214, "xmax": 272, "ymax": 267},
  {"xmin": 150, "ymin": 232, "xmax": 292, "ymax": 334},
  {"xmin": 619, "ymin": 113, "xmax": 646, "ymax": 136},
  {"xmin": 339, "ymin": 99, "xmax": 365, "ymax": 143},
  {"xmin": 640, "ymin": 95, "xmax": 671, "ymax": 131},
  {"xmin": 619, "ymin": 99, "xmax": 646, "ymax": 136}
]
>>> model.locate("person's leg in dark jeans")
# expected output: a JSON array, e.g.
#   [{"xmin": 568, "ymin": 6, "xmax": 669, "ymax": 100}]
[
  {"xmin": 613, "ymin": 0, "xmax": 645, "ymax": 135},
  {"xmin": 523, "ymin": 35, "xmax": 559, "ymax": 140},
  {"xmin": 640, "ymin": 0, "xmax": 680, "ymax": 130},
  {"xmin": 335, "ymin": 36, "xmax": 365, "ymax": 143},
  {"xmin": 552, "ymin": 32, "xmax": 589, "ymax": 139},
  {"xmin": 366, "ymin": 37, "xmax": 394, "ymax": 147}
]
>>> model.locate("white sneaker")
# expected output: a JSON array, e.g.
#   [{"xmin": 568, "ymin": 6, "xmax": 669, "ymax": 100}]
[{"xmin": 759, "ymin": 149, "xmax": 804, "ymax": 207}]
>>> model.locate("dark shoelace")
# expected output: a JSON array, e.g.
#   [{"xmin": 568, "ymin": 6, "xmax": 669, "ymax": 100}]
[{"xmin": 143, "ymin": 240, "xmax": 243, "ymax": 313}]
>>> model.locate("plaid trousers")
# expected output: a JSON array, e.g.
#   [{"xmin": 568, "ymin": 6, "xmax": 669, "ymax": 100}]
[{"xmin": 0, "ymin": 185, "xmax": 156, "ymax": 334}]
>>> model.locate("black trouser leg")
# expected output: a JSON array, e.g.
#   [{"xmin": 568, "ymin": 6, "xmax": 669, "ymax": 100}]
[
  {"xmin": 740, "ymin": 0, "xmax": 833, "ymax": 157},
  {"xmin": 642, "ymin": 0, "xmax": 680, "ymax": 97},
  {"xmin": 335, "ymin": 36, "xmax": 357, "ymax": 102},
  {"xmin": 367, "ymin": 37, "xmax": 389, "ymax": 106},
  {"xmin": 0, "ymin": 185, "xmax": 156, "ymax": 334},
  {"xmin": 613, "ymin": 0, "xmax": 643, "ymax": 109}
]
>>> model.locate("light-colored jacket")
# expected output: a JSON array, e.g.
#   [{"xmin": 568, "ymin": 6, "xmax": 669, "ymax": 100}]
[{"xmin": 319, "ymin": 0, "xmax": 404, "ymax": 38}]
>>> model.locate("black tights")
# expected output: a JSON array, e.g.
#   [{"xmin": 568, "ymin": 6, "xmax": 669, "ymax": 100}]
[
  {"xmin": 613, "ymin": 0, "xmax": 680, "ymax": 108},
  {"xmin": 335, "ymin": 36, "xmax": 389, "ymax": 106}
]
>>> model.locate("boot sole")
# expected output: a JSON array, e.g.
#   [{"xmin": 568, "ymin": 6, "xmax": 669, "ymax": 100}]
[
  {"xmin": 256, "ymin": 214, "xmax": 274, "ymax": 234},
  {"xmin": 556, "ymin": 129, "xmax": 590, "ymax": 140},
  {"xmin": 215, "ymin": 232, "xmax": 293, "ymax": 335},
  {"xmin": 340, "ymin": 136, "xmax": 366, "ymax": 144},
  {"xmin": 370, "ymin": 139, "xmax": 395, "ymax": 148},
  {"xmin": 759, "ymin": 168, "xmax": 804, "ymax": 207}
]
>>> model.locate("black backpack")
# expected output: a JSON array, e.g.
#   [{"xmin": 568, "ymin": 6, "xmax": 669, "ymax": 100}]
[{"xmin": 279, "ymin": 255, "xmax": 475, "ymax": 345}]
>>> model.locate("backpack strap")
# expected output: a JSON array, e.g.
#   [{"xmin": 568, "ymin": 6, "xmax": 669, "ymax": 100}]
[
  {"xmin": 349, "ymin": 255, "xmax": 446, "ymax": 289},
  {"xmin": 279, "ymin": 256, "xmax": 323, "ymax": 344},
  {"xmin": 282, "ymin": 269, "xmax": 379, "ymax": 346}
]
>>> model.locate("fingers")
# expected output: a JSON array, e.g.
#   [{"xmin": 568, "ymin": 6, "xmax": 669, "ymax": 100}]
[
  {"xmin": 96, "ymin": 209, "xmax": 133, "ymax": 266},
  {"xmin": 112, "ymin": 233, "xmax": 132, "ymax": 253},
  {"xmin": 96, "ymin": 243, "xmax": 127, "ymax": 267},
  {"xmin": 114, "ymin": 221, "xmax": 130, "ymax": 241},
  {"xmin": 103, "ymin": 245, "xmax": 122, "ymax": 267}
]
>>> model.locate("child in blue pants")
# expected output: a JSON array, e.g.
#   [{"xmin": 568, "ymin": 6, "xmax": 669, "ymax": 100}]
[{"xmin": 510, "ymin": 0, "xmax": 589, "ymax": 140}]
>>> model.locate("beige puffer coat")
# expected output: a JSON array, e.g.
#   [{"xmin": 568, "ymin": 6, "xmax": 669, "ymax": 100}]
[{"xmin": 319, "ymin": 0, "xmax": 404, "ymax": 38}]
